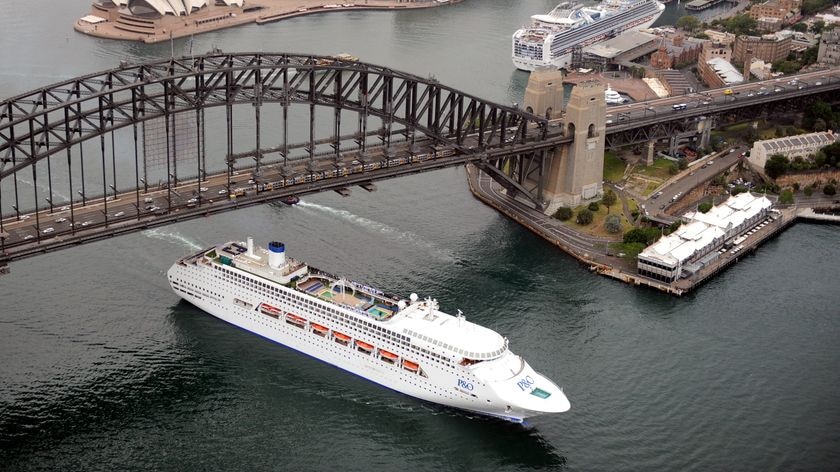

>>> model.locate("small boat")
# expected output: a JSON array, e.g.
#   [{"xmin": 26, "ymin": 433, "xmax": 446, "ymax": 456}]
[
  {"xmin": 605, "ymin": 84, "xmax": 626, "ymax": 105},
  {"xmin": 355, "ymin": 340, "xmax": 374, "ymax": 352},
  {"xmin": 311, "ymin": 323, "xmax": 329, "ymax": 333},
  {"xmin": 402, "ymin": 359, "xmax": 419, "ymax": 372},
  {"xmin": 379, "ymin": 349, "xmax": 398, "ymax": 364},
  {"xmin": 281, "ymin": 195, "xmax": 300, "ymax": 205},
  {"xmin": 333, "ymin": 331, "xmax": 351, "ymax": 344},
  {"xmin": 285, "ymin": 313, "xmax": 306, "ymax": 326},
  {"xmin": 260, "ymin": 303, "xmax": 281, "ymax": 317}
]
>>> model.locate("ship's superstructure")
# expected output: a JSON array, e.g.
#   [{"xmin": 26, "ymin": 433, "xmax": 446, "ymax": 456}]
[
  {"xmin": 512, "ymin": 0, "xmax": 665, "ymax": 71},
  {"xmin": 167, "ymin": 238, "xmax": 570, "ymax": 422},
  {"xmin": 605, "ymin": 84, "xmax": 626, "ymax": 104}
]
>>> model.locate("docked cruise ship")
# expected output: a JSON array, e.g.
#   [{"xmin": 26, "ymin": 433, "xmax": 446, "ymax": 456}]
[
  {"xmin": 512, "ymin": 0, "xmax": 665, "ymax": 71},
  {"xmin": 168, "ymin": 238, "xmax": 570, "ymax": 422}
]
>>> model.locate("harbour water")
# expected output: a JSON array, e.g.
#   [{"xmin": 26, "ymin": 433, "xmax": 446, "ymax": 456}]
[{"xmin": 2, "ymin": 1, "xmax": 839, "ymax": 470}]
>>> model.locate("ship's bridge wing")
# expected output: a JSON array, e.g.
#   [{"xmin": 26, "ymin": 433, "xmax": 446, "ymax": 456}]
[{"xmin": 396, "ymin": 301, "xmax": 507, "ymax": 361}]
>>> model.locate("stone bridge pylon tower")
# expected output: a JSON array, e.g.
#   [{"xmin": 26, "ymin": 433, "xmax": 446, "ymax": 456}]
[{"xmin": 524, "ymin": 72, "xmax": 605, "ymax": 215}]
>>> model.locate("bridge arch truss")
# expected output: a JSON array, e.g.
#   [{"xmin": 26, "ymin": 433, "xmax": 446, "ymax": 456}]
[{"xmin": 0, "ymin": 52, "xmax": 556, "ymax": 261}]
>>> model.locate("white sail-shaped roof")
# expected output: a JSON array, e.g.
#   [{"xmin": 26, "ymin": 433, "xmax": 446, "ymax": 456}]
[
  {"xmin": 167, "ymin": 0, "xmax": 187, "ymax": 16},
  {"xmin": 126, "ymin": 0, "xmax": 232, "ymax": 16},
  {"xmin": 184, "ymin": 0, "xmax": 208, "ymax": 12},
  {"xmin": 144, "ymin": 0, "xmax": 176, "ymax": 15}
]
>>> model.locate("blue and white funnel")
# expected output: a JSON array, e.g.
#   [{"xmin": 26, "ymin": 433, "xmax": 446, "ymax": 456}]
[{"xmin": 268, "ymin": 241, "xmax": 286, "ymax": 269}]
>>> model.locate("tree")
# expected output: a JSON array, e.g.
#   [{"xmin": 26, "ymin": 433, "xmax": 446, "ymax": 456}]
[
  {"xmin": 576, "ymin": 208, "xmax": 594, "ymax": 225},
  {"xmin": 668, "ymin": 163, "xmax": 679, "ymax": 175},
  {"xmin": 803, "ymin": 101, "xmax": 838, "ymax": 131},
  {"xmin": 779, "ymin": 189, "xmax": 794, "ymax": 204},
  {"xmin": 676, "ymin": 16, "xmax": 701, "ymax": 32},
  {"xmin": 791, "ymin": 22, "xmax": 808, "ymax": 33},
  {"xmin": 601, "ymin": 190, "xmax": 618, "ymax": 213},
  {"xmin": 731, "ymin": 185, "xmax": 749, "ymax": 195},
  {"xmin": 802, "ymin": 0, "xmax": 832, "ymax": 15},
  {"xmin": 824, "ymin": 183, "xmax": 837, "ymax": 196},
  {"xmin": 554, "ymin": 206, "xmax": 573, "ymax": 221},
  {"xmin": 624, "ymin": 227, "xmax": 661, "ymax": 245},
  {"xmin": 765, "ymin": 154, "xmax": 790, "ymax": 179},
  {"xmin": 804, "ymin": 186, "xmax": 814, "ymax": 197},
  {"xmin": 725, "ymin": 14, "xmax": 757, "ymax": 36},
  {"xmin": 678, "ymin": 158, "xmax": 688, "ymax": 170},
  {"xmin": 605, "ymin": 214, "xmax": 622, "ymax": 234},
  {"xmin": 588, "ymin": 201, "xmax": 600, "ymax": 212},
  {"xmin": 698, "ymin": 201, "xmax": 713, "ymax": 213},
  {"xmin": 810, "ymin": 19, "xmax": 826, "ymax": 34}
]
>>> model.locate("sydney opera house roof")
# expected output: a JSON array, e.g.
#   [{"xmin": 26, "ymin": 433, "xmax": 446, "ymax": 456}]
[{"xmin": 112, "ymin": 0, "xmax": 244, "ymax": 16}]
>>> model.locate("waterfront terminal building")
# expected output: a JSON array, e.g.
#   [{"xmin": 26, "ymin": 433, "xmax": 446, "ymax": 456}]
[{"xmin": 637, "ymin": 193, "xmax": 772, "ymax": 282}]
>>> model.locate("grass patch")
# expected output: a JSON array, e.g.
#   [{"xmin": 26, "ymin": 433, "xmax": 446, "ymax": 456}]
[
  {"xmin": 637, "ymin": 158, "xmax": 674, "ymax": 180},
  {"xmin": 610, "ymin": 242, "xmax": 646, "ymax": 260},
  {"xmin": 603, "ymin": 151, "xmax": 626, "ymax": 182},
  {"xmin": 565, "ymin": 202, "xmax": 631, "ymax": 238},
  {"xmin": 643, "ymin": 181, "xmax": 660, "ymax": 196}
]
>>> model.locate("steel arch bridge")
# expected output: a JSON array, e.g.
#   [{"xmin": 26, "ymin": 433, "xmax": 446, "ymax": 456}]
[{"xmin": 0, "ymin": 52, "xmax": 563, "ymax": 265}]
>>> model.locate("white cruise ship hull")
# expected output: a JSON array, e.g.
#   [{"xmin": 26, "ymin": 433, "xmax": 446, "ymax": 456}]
[
  {"xmin": 512, "ymin": 2, "xmax": 664, "ymax": 72},
  {"xmin": 167, "ymin": 257, "xmax": 569, "ymax": 422}
]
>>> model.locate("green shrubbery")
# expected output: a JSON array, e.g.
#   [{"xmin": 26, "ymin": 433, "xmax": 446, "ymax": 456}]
[{"xmin": 554, "ymin": 207, "xmax": 573, "ymax": 221}]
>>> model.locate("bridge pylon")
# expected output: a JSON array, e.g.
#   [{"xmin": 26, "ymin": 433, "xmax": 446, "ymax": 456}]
[
  {"xmin": 523, "ymin": 68, "xmax": 565, "ymax": 120},
  {"xmin": 539, "ymin": 81, "xmax": 606, "ymax": 214}
]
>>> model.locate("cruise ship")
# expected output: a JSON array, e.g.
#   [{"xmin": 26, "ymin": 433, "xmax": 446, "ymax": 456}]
[
  {"xmin": 167, "ymin": 237, "xmax": 571, "ymax": 422},
  {"xmin": 512, "ymin": 0, "xmax": 665, "ymax": 71}
]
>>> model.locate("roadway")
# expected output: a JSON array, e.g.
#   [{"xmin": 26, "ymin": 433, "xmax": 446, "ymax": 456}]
[
  {"xmin": 647, "ymin": 144, "xmax": 748, "ymax": 215},
  {"xmin": 605, "ymin": 68, "xmax": 840, "ymax": 126}
]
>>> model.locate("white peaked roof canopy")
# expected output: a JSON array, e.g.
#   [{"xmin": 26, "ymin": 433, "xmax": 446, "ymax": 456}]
[{"xmin": 119, "ymin": 0, "xmax": 243, "ymax": 16}]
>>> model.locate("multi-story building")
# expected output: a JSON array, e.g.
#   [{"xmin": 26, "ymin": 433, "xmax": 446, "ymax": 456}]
[
  {"xmin": 749, "ymin": 131, "xmax": 839, "ymax": 169},
  {"xmin": 638, "ymin": 193, "xmax": 772, "ymax": 282},
  {"xmin": 702, "ymin": 30, "xmax": 735, "ymax": 46},
  {"xmin": 818, "ymin": 28, "xmax": 840, "ymax": 66},
  {"xmin": 732, "ymin": 34, "xmax": 792, "ymax": 65},
  {"xmin": 697, "ymin": 43, "xmax": 744, "ymax": 88},
  {"xmin": 648, "ymin": 33, "xmax": 704, "ymax": 68},
  {"xmin": 748, "ymin": 0, "xmax": 802, "ymax": 28}
]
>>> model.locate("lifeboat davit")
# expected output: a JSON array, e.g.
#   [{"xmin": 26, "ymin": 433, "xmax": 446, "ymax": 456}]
[{"xmin": 402, "ymin": 359, "xmax": 419, "ymax": 372}]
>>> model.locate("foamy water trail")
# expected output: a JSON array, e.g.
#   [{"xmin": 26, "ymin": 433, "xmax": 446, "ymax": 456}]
[
  {"xmin": 15, "ymin": 177, "xmax": 71, "ymax": 202},
  {"xmin": 296, "ymin": 200, "xmax": 456, "ymax": 263},
  {"xmin": 141, "ymin": 228, "xmax": 203, "ymax": 251}
]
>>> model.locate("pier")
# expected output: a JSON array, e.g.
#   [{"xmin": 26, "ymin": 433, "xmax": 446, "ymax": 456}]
[
  {"xmin": 467, "ymin": 163, "xmax": 838, "ymax": 296},
  {"xmin": 685, "ymin": 0, "xmax": 729, "ymax": 11}
]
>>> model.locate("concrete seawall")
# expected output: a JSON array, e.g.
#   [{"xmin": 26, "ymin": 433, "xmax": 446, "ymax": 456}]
[{"xmin": 467, "ymin": 164, "xmax": 839, "ymax": 296}]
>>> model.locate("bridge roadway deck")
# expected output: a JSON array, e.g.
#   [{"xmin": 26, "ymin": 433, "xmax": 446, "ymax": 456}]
[
  {"xmin": 0, "ymin": 129, "xmax": 564, "ymax": 265},
  {"xmin": 601, "ymin": 68, "xmax": 840, "ymax": 131}
]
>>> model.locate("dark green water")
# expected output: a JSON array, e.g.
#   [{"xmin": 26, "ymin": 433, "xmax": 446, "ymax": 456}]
[{"xmin": 2, "ymin": 1, "xmax": 839, "ymax": 471}]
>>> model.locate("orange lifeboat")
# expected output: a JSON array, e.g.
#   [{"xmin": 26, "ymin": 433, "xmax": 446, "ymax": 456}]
[
  {"xmin": 379, "ymin": 349, "xmax": 398, "ymax": 361},
  {"xmin": 285, "ymin": 313, "xmax": 306, "ymax": 327},
  {"xmin": 402, "ymin": 359, "xmax": 419, "ymax": 372},
  {"xmin": 333, "ymin": 332, "xmax": 351, "ymax": 342},
  {"xmin": 260, "ymin": 303, "xmax": 281, "ymax": 317},
  {"xmin": 355, "ymin": 340, "xmax": 374, "ymax": 351},
  {"xmin": 311, "ymin": 323, "xmax": 329, "ymax": 333}
]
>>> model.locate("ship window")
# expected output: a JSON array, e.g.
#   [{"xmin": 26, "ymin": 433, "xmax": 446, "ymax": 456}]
[{"xmin": 530, "ymin": 388, "xmax": 552, "ymax": 399}]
